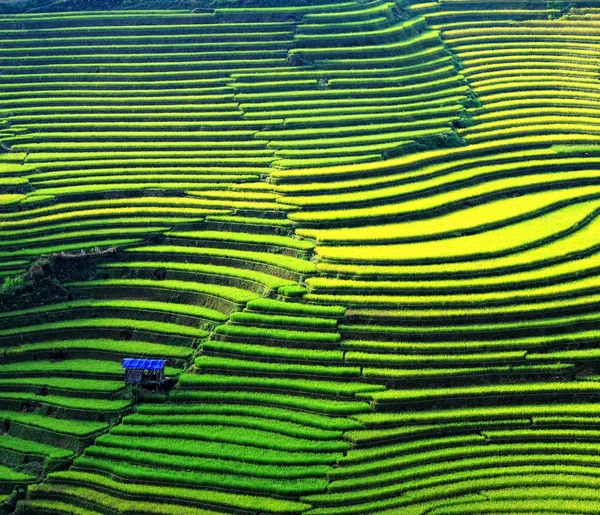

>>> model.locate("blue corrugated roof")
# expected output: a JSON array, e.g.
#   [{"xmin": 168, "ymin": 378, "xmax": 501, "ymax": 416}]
[{"xmin": 122, "ymin": 358, "xmax": 165, "ymax": 371}]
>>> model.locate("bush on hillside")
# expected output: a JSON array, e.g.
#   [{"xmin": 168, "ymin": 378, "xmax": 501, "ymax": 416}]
[
  {"xmin": 548, "ymin": 1, "xmax": 572, "ymax": 14},
  {"xmin": 0, "ymin": 247, "xmax": 121, "ymax": 312}
]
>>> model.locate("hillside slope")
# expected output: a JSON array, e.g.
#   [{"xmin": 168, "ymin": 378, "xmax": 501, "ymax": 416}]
[{"xmin": 1, "ymin": 0, "xmax": 600, "ymax": 514}]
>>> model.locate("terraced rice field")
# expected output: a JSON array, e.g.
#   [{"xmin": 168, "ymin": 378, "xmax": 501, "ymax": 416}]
[{"xmin": 2, "ymin": 0, "xmax": 600, "ymax": 513}]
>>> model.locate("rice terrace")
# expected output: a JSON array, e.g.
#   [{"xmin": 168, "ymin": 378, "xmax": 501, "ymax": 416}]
[{"xmin": 4, "ymin": 0, "xmax": 600, "ymax": 513}]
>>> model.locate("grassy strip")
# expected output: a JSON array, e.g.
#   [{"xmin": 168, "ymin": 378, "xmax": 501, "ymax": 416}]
[
  {"xmin": 127, "ymin": 245, "xmax": 317, "ymax": 273},
  {"xmin": 305, "ymin": 275, "xmax": 600, "ymax": 307},
  {"xmin": 271, "ymin": 135, "xmax": 595, "ymax": 183},
  {"xmin": 182, "ymin": 189, "xmax": 278, "ymax": 202},
  {"xmin": 0, "ymin": 376, "xmax": 124, "ymax": 393},
  {"xmin": 3, "ymin": 102, "xmax": 244, "ymax": 114},
  {"xmin": 9, "ymin": 115, "xmax": 254, "ymax": 127},
  {"xmin": 18, "ymin": 499, "xmax": 106, "ymax": 515},
  {"xmin": 243, "ymin": 99, "xmax": 460, "ymax": 120},
  {"xmin": 0, "ymin": 411, "xmax": 107, "ymax": 437},
  {"xmin": 33, "ymin": 182, "xmax": 247, "ymax": 197},
  {"xmin": 340, "ymin": 339, "xmax": 513, "ymax": 356},
  {"xmin": 4, "ymin": 339, "xmax": 193, "ymax": 360},
  {"xmin": 0, "ymin": 9, "xmax": 193, "ymax": 16},
  {"xmin": 275, "ymin": 147, "xmax": 555, "ymax": 194},
  {"xmin": 266, "ymin": 127, "xmax": 447, "ymax": 150},
  {"xmin": 0, "ymin": 318, "xmax": 207, "ymax": 342},
  {"xmin": 257, "ymin": 114, "xmax": 456, "ymax": 140},
  {"xmin": 0, "ymin": 153, "xmax": 26, "ymax": 162},
  {"xmin": 533, "ymin": 416, "xmax": 600, "ymax": 428},
  {"xmin": 0, "ymin": 197, "xmax": 228, "ymax": 223},
  {"xmin": 136, "ymin": 403, "xmax": 361, "ymax": 431},
  {"xmin": 138, "ymin": 197, "xmax": 285, "ymax": 214},
  {"xmin": 214, "ymin": 324, "xmax": 341, "ymax": 343},
  {"xmin": 274, "ymin": 155, "xmax": 381, "ymax": 170},
  {"xmin": 0, "ymin": 359, "xmax": 179, "ymax": 378},
  {"xmin": 294, "ymin": 16, "xmax": 424, "ymax": 43},
  {"xmin": 304, "ymin": 467, "xmax": 600, "ymax": 512},
  {"xmin": 169, "ymin": 230, "xmax": 314, "ymax": 250},
  {"xmin": 353, "ymin": 403, "xmax": 600, "ymax": 427},
  {"xmin": 304, "ymin": 464, "xmax": 598, "ymax": 508},
  {"xmin": 341, "ymin": 434, "xmax": 486, "ymax": 466},
  {"xmin": 202, "ymin": 340, "xmax": 344, "ymax": 362},
  {"xmin": 0, "ymin": 463, "xmax": 34, "ymax": 481},
  {"xmin": 73, "ymin": 456, "xmax": 327, "ymax": 497},
  {"xmin": 465, "ymin": 116, "xmax": 600, "ymax": 138},
  {"xmin": 304, "ymin": 1, "xmax": 396, "ymax": 20},
  {"xmin": 472, "ymin": 107, "xmax": 600, "ymax": 126},
  {"xmin": 352, "ymin": 419, "xmax": 524, "ymax": 450},
  {"xmin": 33, "ymin": 173, "xmax": 261, "ymax": 187},
  {"xmin": 179, "ymin": 373, "xmax": 383, "ymax": 396},
  {"xmin": 97, "ymin": 434, "xmax": 342, "ymax": 466},
  {"xmin": 316, "ymin": 207, "xmax": 600, "ymax": 277},
  {"xmin": 23, "ymin": 490, "xmax": 226, "ymax": 515},
  {"xmin": 170, "ymin": 390, "xmax": 371, "ymax": 415},
  {"xmin": 483, "ymin": 428, "xmax": 600, "ymax": 442},
  {"xmin": 362, "ymin": 382, "xmax": 600, "ymax": 404},
  {"xmin": 0, "ymin": 434, "xmax": 72, "ymax": 459},
  {"xmin": 426, "ymin": 498, "xmax": 600, "ymax": 515},
  {"xmin": 0, "ymin": 194, "xmax": 25, "ymax": 206},
  {"xmin": 463, "ymin": 123, "xmax": 600, "ymax": 145},
  {"xmin": 204, "ymin": 214, "xmax": 293, "ymax": 226},
  {"xmin": 312, "ymin": 252, "xmax": 600, "ymax": 293},
  {"xmin": 68, "ymin": 279, "xmax": 258, "ymax": 304},
  {"xmin": 0, "ymin": 209, "xmax": 226, "ymax": 231},
  {"xmin": 0, "ymin": 20, "xmax": 292, "ymax": 33},
  {"xmin": 0, "ymin": 227, "xmax": 167, "ymax": 248},
  {"xmin": 528, "ymin": 348, "xmax": 600, "ymax": 362},
  {"xmin": 288, "ymin": 166, "xmax": 600, "ymax": 223},
  {"xmin": 345, "ymin": 351, "xmax": 526, "ymax": 366},
  {"xmin": 306, "ymin": 184, "xmax": 599, "ymax": 243},
  {"xmin": 326, "ymin": 442, "xmax": 600, "ymax": 490},
  {"xmin": 287, "ymin": 29, "xmax": 440, "ymax": 59},
  {"xmin": 13, "ymin": 125, "xmax": 262, "ymax": 141},
  {"xmin": 85, "ymin": 445, "xmax": 329, "ymax": 480},
  {"xmin": 246, "ymin": 298, "xmax": 345, "ymax": 316},
  {"xmin": 279, "ymin": 285, "xmax": 308, "ymax": 297},
  {"xmin": 554, "ymin": 144, "xmax": 600, "ymax": 155},
  {"xmin": 300, "ymin": 185, "xmax": 600, "ymax": 244},
  {"xmin": 230, "ymin": 311, "xmax": 337, "ymax": 328},
  {"xmin": 341, "ymin": 306, "xmax": 600, "ymax": 332},
  {"xmin": 124, "ymin": 412, "xmax": 340, "ymax": 441},
  {"xmin": 0, "ymin": 298, "xmax": 228, "ymax": 322},
  {"xmin": 24, "ymin": 159, "xmax": 271, "ymax": 174},
  {"xmin": 0, "ymin": 393, "xmax": 130, "ymax": 412},
  {"xmin": 246, "ymin": 94, "xmax": 465, "ymax": 119},
  {"xmin": 346, "ymin": 311, "xmax": 600, "ymax": 337},
  {"xmin": 313, "ymin": 466, "xmax": 600, "ymax": 511},
  {"xmin": 244, "ymin": 90, "xmax": 466, "ymax": 115},
  {"xmin": 1, "ymin": 217, "xmax": 206, "ymax": 239},
  {"xmin": 102, "ymin": 262, "xmax": 295, "ymax": 291},
  {"xmin": 363, "ymin": 364, "xmax": 571, "ymax": 381},
  {"xmin": 46, "ymin": 471, "xmax": 310, "ymax": 514},
  {"xmin": 0, "ymin": 239, "xmax": 144, "ymax": 258},
  {"xmin": 278, "ymin": 103, "xmax": 460, "ymax": 126},
  {"xmin": 195, "ymin": 355, "xmax": 359, "ymax": 379},
  {"xmin": 27, "ymin": 166, "xmax": 263, "ymax": 181},
  {"xmin": 0, "ymin": 35, "xmax": 292, "ymax": 49},
  {"xmin": 110, "ymin": 423, "xmax": 348, "ymax": 453},
  {"xmin": 0, "ymin": 92, "xmax": 236, "ymax": 105},
  {"xmin": 0, "ymin": 260, "xmax": 28, "ymax": 269}
]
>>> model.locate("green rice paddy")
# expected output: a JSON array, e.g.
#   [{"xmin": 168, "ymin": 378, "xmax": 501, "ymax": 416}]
[{"xmin": 2, "ymin": 0, "xmax": 600, "ymax": 514}]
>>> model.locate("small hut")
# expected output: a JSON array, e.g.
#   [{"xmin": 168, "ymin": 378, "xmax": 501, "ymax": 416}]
[{"xmin": 122, "ymin": 358, "xmax": 166, "ymax": 388}]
